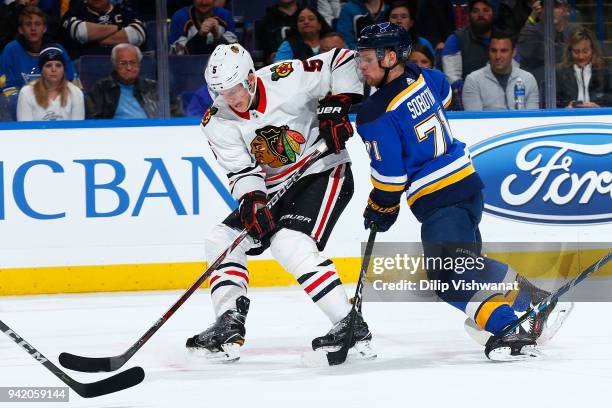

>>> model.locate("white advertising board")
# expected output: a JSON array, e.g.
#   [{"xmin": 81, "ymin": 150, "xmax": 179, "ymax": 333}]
[{"xmin": 0, "ymin": 111, "xmax": 610, "ymax": 270}]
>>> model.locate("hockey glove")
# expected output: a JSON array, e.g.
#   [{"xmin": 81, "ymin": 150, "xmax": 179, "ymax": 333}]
[
  {"xmin": 317, "ymin": 94, "xmax": 353, "ymax": 154},
  {"xmin": 363, "ymin": 189, "xmax": 400, "ymax": 232},
  {"xmin": 239, "ymin": 191, "xmax": 276, "ymax": 239}
]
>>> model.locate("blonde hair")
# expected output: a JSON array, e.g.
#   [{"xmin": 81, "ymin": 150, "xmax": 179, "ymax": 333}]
[
  {"xmin": 561, "ymin": 27, "xmax": 606, "ymax": 70},
  {"xmin": 32, "ymin": 63, "xmax": 69, "ymax": 109}
]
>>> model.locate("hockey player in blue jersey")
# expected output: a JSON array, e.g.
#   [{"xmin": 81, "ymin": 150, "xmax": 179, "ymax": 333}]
[{"xmin": 354, "ymin": 23, "xmax": 572, "ymax": 360}]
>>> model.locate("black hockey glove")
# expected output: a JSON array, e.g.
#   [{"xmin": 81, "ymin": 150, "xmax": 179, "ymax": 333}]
[
  {"xmin": 363, "ymin": 189, "xmax": 400, "ymax": 232},
  {"xmin": 317, "ymin": 94, "xmax": 353, "ymax": 154},
  {"xmin": 239, "ymin": 190, "xmax": 276, "ymax": 239}
]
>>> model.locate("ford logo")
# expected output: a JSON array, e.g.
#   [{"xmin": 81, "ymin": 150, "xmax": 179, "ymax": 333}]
[{"xmin": 471, "ymin": 123, "xmax": 612, "ymax": 224}]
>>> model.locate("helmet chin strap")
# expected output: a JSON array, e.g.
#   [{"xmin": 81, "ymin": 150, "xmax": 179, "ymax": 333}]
[{"xmin": 375, "ymin": 59, "xmax": 401, "ymax": 88}]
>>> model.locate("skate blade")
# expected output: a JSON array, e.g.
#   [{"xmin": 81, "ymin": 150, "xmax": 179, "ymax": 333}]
[
  {"xmin": 537, "ymin": 302, "xmax": 574, "ymax": 346},
  {"xmin": 487, "ymin": 345, "xmax": 543, "ymax": 361},
  {"xmin": 188, "ymin": 343, "xmax": 241, "ymax": 363},
  {"xmin": 301, "ymin": 341, "xmax": 377, "ymax": 368}
]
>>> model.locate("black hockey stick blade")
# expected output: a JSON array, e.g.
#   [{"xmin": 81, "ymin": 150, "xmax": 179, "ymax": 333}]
[
  {"xmin": 0, "ymin": 319, "xmax": 145, "ymax": 398},
  {"xmin": 59, "ymin": 352, "xmax": 126, "ymax": 373},
  {"xmin": 326, "ymin": 226, "xmax": 377, "ymax": 366},
  {"xmin": 72, "ymin": 366, "xmax": 145, "ymax": 398}
]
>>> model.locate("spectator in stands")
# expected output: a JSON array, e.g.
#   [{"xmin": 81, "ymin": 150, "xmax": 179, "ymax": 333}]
[
  {"xmin": 16, "ymin": 46, "xmax": 84, "ymax": 120},
  {"xmin": 409, "ymin": 43, "xmax": 435, "ymax": 68},
  {"xmin": 85, "ymin": 43, "xmax": 181, "ymax": 119},
  {"xmin": 0, "ymin": 6, "xmax": 77, "ymax": 96},
  {"xmin": 518, "ymin": 0, "xmax": 572, "ymax": 91},
  {"xmin": 185, "ymin": 82, "xmax": 213, "ymax": 116},
  {"xmin": 415, "ymin": 0, "xmax": 470, "ymax": 51},
  {"xmin": 462, "ymin": 30, "xmax": 538, "ymax": 110},
  {"xmin": 556, "ymin": 27, "xmax": 611, "ymax": 108},
  {"xmin": 442, "ymin": 0, "xmax": 496, "ymax": 109},
  {"xmin": 274, "ymin": 6, "xmax": 330, "ymax": 61},
  {"xmin": 60, "ymin": 0, "xmax": 146, "ymax": 59},
  {"xmin": 317, "ymin": 0, "xmax": 341, "ymax": 27},
  {"xmin": 337, "ymin": 0, "xmax": 388, "ymax": 49},
  {"xmin": 255, "ymin": 0, "xmax": 300, "ymax": 65},
  {"xmin": 169, "ymin": 0, "xmax": 236, "ymax": 55},
  {"xmin": 0, "ymin": 91, "xmax": 12, "ymax": 121},
  {"xmin": 496, "ymin": 0, "xmax": 541, "ymax": 37},
  {"xmin": 385, "ymin": 1, "xmax": 434, "ymax": 56},
  {"xmin": 0, "ymin": 0, "xmax": 39, "ymax": 51},
  {"xmin": 319, "ymin": 31, "xmax": 345, "ymax": 53}
]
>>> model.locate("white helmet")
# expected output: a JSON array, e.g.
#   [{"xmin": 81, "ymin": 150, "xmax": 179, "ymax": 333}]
[{"xmin": 205, "ymin": 43, "xmax": 255, "ymax": 97}]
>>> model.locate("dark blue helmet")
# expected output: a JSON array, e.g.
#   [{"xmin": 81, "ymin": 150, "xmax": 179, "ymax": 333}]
[{"xmin": 356, "ymin": 23, "xmax": 412, "ymax": 61}]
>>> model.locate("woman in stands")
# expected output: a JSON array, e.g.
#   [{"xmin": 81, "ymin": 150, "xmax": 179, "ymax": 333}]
[
  {"xmin": 273, "ymin": 6, "xmax": 331, "ymax": 62},
  {"xmin": 556, "ymin": 27, "xmax": 612, "ymax": 108},
  {"xmin": 17, "ymin": 46, "xmax": 84, "ymax": 121},
  {"xmin": 409, "ymin": 43, "xmax": 435, "ymax": 69}
]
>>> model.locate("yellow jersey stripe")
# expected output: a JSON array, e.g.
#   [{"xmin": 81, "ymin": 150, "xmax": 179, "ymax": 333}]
[
  {"xmin": 475, "ymin": 290, "xmax": 519, "ymax": 330},
  {"xmin": 371, "ymin": 177, "xmax": 406, "ymax": 192},
  {"xmin": 407, "ymin": 164, "xmax": 475, "ymax": 205},
  {"xmin": 386, "ymin": 75, "xmax": 424, "ymax": 112}
]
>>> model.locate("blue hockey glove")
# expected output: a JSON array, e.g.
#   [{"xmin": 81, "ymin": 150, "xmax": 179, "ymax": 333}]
[{"xmin": 363, "ymin": 190, "xmax": 400, "ymax": 232}]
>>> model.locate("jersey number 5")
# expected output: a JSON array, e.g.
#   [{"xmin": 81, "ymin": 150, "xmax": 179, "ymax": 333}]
[
  {"xmin": 413, "ymin": 107, "xmax": 454, "ymax": 158},
  {"xmin": 302, "ymin": 59, "xmax": 323, "ymax": 72}
]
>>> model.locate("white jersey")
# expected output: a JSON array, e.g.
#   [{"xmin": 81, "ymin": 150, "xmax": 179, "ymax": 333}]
[{"xmin": 200, "ymin": 48, "xmax": 362, "ymax": 199}]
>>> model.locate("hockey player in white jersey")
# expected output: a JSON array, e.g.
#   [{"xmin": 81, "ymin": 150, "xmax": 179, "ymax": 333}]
[{"xmin": 186, "ymin": 43, "xmax": 375, "ymax": 362}]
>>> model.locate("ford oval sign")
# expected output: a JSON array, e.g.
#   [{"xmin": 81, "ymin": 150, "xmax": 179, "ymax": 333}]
[{"xmin": 471, "ymin": 123, "xmax": 612, "ymax": 224}]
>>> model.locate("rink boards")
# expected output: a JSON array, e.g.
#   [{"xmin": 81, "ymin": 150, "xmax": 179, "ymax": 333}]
[{"xmin": 0, "ymin": 110, "xmax": 610, "ymax": 295}]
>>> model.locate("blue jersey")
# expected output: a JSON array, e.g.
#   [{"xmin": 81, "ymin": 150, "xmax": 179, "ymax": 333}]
[{"xmin": 356, "ymin": 64, "xmax": 483, "ymax": 221}]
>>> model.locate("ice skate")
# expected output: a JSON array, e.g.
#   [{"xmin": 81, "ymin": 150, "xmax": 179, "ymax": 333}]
[
  {"xmin": 518, "ymin": 276, "xmax": 574, "ymax": 345},
  {"xmin": 186, "ymin": 296, "xmax": 249, "ymax": 363},
  {"xmin": 485, "ymin": 323, "xmax": 541, "ymax": 361},
  {"xmin": 312, "ymin": 311, "xmax": 376, "ymax": 360}
]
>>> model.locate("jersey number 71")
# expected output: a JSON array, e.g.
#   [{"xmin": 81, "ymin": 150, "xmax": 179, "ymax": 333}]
[{"xmin": 413, "ymin": 107, "xmax": 454, "ymax": 158}]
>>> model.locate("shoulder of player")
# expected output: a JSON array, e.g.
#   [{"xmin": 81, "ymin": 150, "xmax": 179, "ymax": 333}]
[
  {"xmin": 200, "ymin": 103, "xmax": 235, "ymax": 131},
  {"xmin": 356, "ymin": 74, "xmax": 413, "ymax": 127}
]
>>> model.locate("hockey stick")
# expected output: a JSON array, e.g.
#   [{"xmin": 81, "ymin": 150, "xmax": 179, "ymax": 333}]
[
  {"xmin": 326, "ymin": 225, "xmax": 377, "ymax": 366},
  {"xmin": 497, "ymin": 250, "xmax": 612, "ymax": 338},
  {"xmin": 59, "ymin": 142, "xmax": 329, "ymax": 373},
  {"xmin": 0, "ymin": 319, "xmax": 144, "ymax": 398}
]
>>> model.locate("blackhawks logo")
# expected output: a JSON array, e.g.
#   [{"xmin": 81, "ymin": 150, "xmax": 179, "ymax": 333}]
[
  {"xmin": 201, "ymin": 106, "xmax": 218, "ymax": 127},
  {"xmin": 270, "ymin": 62, "xmax": 294, "ymax": 81},
  {"xmin": 250, "ymin": 125, "xmax": 306, "ymax": 168}
]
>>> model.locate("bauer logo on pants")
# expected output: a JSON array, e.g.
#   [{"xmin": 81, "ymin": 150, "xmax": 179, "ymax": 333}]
[{"xmin": 471, "ymin": 123, "xmax": 612, "ymax": 225}]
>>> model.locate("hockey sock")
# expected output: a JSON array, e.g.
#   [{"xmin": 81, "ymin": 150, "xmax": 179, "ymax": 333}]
[
  {"xmin": 270, "ymin": 229, "xmax": 351, "ymax": 324},
  {"xmin": 206, "ymin": 224, "xmax": 253, "ymax": 317}
]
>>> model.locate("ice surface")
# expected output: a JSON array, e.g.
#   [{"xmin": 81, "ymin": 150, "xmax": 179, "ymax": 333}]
[{"xmin": 1, "ymin": 287, "xmax": 610, "ymax": 407}]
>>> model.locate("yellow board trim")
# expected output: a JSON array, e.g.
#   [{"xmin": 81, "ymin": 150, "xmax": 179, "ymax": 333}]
[
  {"xmin": 1, "ymin": 249, "xmax": 609, "ymax": 296},
  {"xmin": 0, "ymin": 258, "xmax": 362, "ymax": 296},
  {"xmin": 407, "ymin": 164, "xmax": 475, "ymax": 205},
  {"xmin": 371, "ymin": 177, "xmax": 406, "ymax": 192}
]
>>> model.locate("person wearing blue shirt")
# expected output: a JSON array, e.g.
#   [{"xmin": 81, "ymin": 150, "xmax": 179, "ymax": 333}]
[
  {"xmin": 0, "ymin": 6, "xmax": 77, "ymax": 95},
  {"xmin": 169, "ymin": 0, "xmax": 236, "ymax": 55},
  {"xmin": 354, "ymin": 23, "xmax": 570, "ymax": 361},
  {"xmin": 336, "ymin": 0, "xmax": 388, "ymax": 49}
]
